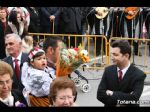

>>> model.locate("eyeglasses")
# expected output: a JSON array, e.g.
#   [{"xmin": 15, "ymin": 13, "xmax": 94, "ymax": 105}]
[
  {"xmin": 56, "ymin": 96, "xmax": 75, "ymax": 101},
  {"xmin": 0, "ymin": 79, "xmax": 12, "ymax": 86}
]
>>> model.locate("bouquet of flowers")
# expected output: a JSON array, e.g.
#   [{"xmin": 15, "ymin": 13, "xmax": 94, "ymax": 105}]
[{"xmin": 56, "ymin": 45, "xmax": 90, "ymax": 77}]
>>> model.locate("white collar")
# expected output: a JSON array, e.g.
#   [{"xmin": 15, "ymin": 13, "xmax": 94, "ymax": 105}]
[
  {"xmin": 12, "ymin": 52, "xmax": 22, "ymax": 61},
  {"xmin": 117, "ymin": 62, "xmax": 131, "ymax": 78},
  {"xmin": 0, "ymin": 92, "xmax": 14, "ymax": 106}
]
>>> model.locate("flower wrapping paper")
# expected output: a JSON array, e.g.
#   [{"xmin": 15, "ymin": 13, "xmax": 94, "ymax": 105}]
[{"xmin": 56, "ymin": 45, "xmax": 90, "ymax": 77}]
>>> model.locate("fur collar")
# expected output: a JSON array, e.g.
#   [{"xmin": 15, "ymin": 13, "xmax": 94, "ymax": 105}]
[{"xmin": 8, "ymin": 21, "xmax": 24, "ymax": 36}]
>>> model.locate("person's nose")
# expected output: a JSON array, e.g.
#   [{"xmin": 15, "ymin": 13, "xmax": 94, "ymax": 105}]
[
  {"xmin": 63, "ymin": 98, "xmax": 70, "ymax": 105},
  {"xmin": 3, "ymin": 82, "xmax": 8, "ymax": 89},
  {"xmin": 6, "ymin": 44, "xmax": 10, "ymax": 49},
  {"xmin": 42, "ymin": 59, "xmax": 47, "ymax": 63}
]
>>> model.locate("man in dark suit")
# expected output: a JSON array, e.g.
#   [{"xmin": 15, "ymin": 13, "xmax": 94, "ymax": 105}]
[
  {"xmin": 3, "ymin": 33, "xmax": 28, "ymax": 92},
  {"xmin": 86, "ymin": 7, "xmax": 114, "ymax": 56},
  {"xmin": 97, "ymin": 40, "xmax": 146, "ymax": 106},
  {"xmin": 144, "ymin": 8, "xmax": 150, "ymax": 56}
]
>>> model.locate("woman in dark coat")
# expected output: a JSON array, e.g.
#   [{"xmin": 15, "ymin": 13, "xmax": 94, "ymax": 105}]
[{"xmin": 0, "ymin": 7, "xmax": 7, "ymax": 59}]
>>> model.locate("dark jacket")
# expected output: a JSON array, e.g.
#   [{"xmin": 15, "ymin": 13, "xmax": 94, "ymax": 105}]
[
  {"xmin": 145, "ymin": 9, "xmax": 150, "ymax": 38},
  {"xmin": 0, "ymin": 89, "xmax": 27, "ymax": 107},
  {"xmin": 0, "ymin": 21, "xmax": 6, "ymax": 59},
  {"xmin": 59, "ymin": 7, "xmax": 82, "ymax": 34},
  {"xmin": 119, "ymin": 8, "xmax": 144, "ymax": 38},
  {"xmin": 97, "ymin": 64, "xmax": 146, "ymax": 107},
  {"xmin": 94, "ymin": 7, "xmax": 114, "ymax": 39},
  {"xmin": 26, "ymin": 7, "xmax": 41, "ymax": 33},
  {"xmin": 39, "ymin": 7, "xmax": 60, "ymax": 34}
]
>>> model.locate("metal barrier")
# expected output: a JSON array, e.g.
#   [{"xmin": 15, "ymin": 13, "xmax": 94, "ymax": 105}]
[
  {"xmin": 109, "ymin": 37, "xmax": 150, "ymax": 75},
  {"xmin": 28, "ymin": 33, "xmax": 150, "ymax": 74},
  {"xmin": 29, "ymin": 33, "xmax": 109, "ymax": 70}
]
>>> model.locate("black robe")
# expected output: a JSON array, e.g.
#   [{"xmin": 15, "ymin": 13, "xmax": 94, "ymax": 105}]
[
  {"xmin": 119, "ymin": 7, "xmax": 143, "ymax": 38},
  {"xmin": 0, "ymin": 21, "xmax": 6, "ymax": 59},
  {"xmin": 119, "ymin": 7, "xmax": 144, "ymax": 55}
]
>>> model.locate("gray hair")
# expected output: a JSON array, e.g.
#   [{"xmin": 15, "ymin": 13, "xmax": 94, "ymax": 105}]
[{"xmin": 5, "ymin": 33, "xmax": 22, "ymax": 42}]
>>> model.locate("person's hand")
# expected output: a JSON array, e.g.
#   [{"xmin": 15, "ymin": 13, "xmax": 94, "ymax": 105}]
[
  {"xmin": 15, "ymin": 101, "xmax": 26, "ymax": 107},
  {"xmin": 49, "ymin": 15, "xmax": 55, "ymax": 21},
  {"xmin": 22, "ymin": 18, "xmax": 27, "ymax": 25},
  {"xmin": 106, "ymin": 90, "xmax": 113, "ymax": 96}
]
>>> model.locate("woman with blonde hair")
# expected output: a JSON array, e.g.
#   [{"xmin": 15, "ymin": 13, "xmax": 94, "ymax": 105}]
[{"xmin": 22, "ymin": 35, "xmax": 33, "ymax": 53}]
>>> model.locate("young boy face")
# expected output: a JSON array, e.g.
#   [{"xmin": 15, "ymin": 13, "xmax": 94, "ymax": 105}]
[{"xmin": 31, "ymin": 54, "xmax": 47, "ymax": 70}]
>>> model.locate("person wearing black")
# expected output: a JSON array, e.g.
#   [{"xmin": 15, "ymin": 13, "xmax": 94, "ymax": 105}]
[
  {"xmin": 26, "ymin": 7, "xmax": 41, "ymax": 45},
  {"xmin": 143, "ymin": 7, "xmax": 150, "ymax": 56},
  {"xmin": 119, "ymin": 7, "xmax": 144, "ymax": 56},
  {"xmin": 0, "ymin": 7, "xmax": 7, "ymax": 59},
  {"xmin": 87, "ymin": 7, "xmax": 114, "ymax": 56},
  {"xmin": 97, "ymin": 40, "xmax": 146, "ymax": 106},
  {"xmin": 112, "ymin": 7, "xmax": 124, "ymax": 37},
  {"xmin": 39, "ymin": 7, "xmax": 60, "ymax": 34},
  {"xmin": 58, "ymin": 7, "xmax": 82, "ymax": 48}
]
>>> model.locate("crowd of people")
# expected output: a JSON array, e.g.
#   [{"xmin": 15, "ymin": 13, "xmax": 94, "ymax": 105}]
[
  {"xmin": 1, "ymin": 7, "xmax": 150, "ymax": 59},
  {"xmin": 0, "ymin": 7, "xmax": 148, "ymax": 107}
]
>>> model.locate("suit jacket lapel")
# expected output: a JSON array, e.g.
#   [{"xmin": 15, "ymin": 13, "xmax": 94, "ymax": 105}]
[
  {"xmin": 111, "ymin": 65, "xmax": 120, "ymax": 89},
  {"xmin": 20, "ymin": 53, "xmax": 28, "ymax": 67},
  {"xmin": 20, "ymin": 53, "xmax": 28, "ymax": 80},
  {"xmin": 21, "ymin": 53, "xmax": 25, "ymax": 66},
  {"xmin": 8, "ymin": 56, "xmax": 18, "ymax": 84},
  {"xmin": 7, "ymin": 56, "xmax": 14, "ymax": 69}
]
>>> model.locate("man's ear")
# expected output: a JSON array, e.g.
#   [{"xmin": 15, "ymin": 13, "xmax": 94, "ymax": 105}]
[
  {"xmin": 47, "ymin": 47, "xmax": 54, "ymax": 55},
  {"xmin": 125, "ymin": 53, "xmax": 129, "ymax": 59},
  {"xmin": 30, "ymin": 61, "xmax": 34, "ymax": 66},
  {"xmin": 19, "ymin": 41, "xmax": 22, "ymax": 46}
]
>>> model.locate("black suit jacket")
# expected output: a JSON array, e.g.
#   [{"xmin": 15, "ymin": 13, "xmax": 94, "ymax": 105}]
[
  {"xmin": 97, "ymin": 64, "xmax": 146, "ymax": 106},
  {"xmin": 3, "ymin": 53, "xmax": 28, "ymax": 91},
  {"xmin": 0, "ymin": 89, "xmax": 27, "ymax": 107}
]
